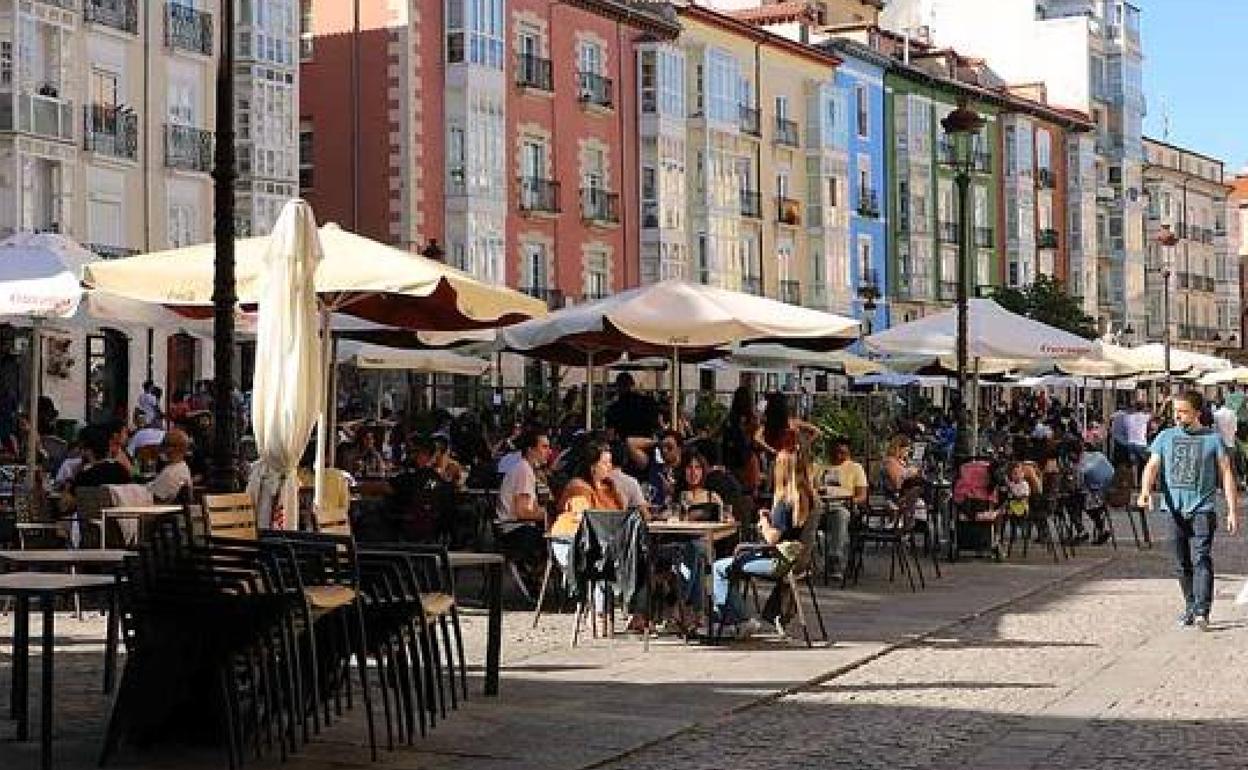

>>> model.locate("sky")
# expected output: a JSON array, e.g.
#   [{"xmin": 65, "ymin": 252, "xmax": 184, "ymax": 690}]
[{"xmin": 1141, "ymin": 0, "xmax": 1248, "ymax": 173}]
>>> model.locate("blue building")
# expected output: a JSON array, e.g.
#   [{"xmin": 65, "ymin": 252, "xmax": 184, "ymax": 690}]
[{"xmin": 825, "ymin": 38, "xmax": 891, "ymax": 333}]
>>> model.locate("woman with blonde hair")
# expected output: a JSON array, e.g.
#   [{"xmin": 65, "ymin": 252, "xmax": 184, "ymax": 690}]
[{"xmin": 712, "ymin": 447, "xmax": 816, "ymax": 637}]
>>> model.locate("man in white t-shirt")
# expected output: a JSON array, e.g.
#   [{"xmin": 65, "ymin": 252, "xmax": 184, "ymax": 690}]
[
  {"xmin": 148, "ymin": 428, "xmax": 193, "ymax": 503},
  {"xmin": 136, "ymin": 381, "xmax": 162, "ymax": 428},
  {"xmin": 1123, "ymin": 401, "xmax": 1152, "ymax": 479},
  {"xmin": 495, "ymin": 430, "xmax": 551, "ymax": 584},
  {"xmin": 1214, "ymin": 392, "xmax": 1241, "ymax": 483}
]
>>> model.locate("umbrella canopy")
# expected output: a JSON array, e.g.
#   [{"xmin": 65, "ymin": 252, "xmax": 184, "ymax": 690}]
[
  {"xmin": 337, "ymin": 341, "xmax": 489, "ymax": 376},
  {"xmin": 0, "ymin": 234, "xmax": 84, "ymax": 319},
  {"xmin": 854, "ymin": 373, "xmax": 920, "ymax": 388},
  {"xmin": 1124, "ymin": 343, "xmax": 1231, "ymax": 375},
  {"xmin": 730, "ymin": 343, "xmax": 885, "ymax": 377},
  {"xmin": 1198, "ymin": 367, "xmax": 1248, "ymax": 386},
  {"xmin": 864, "ymin": 299, "xmax": 1097, "ymax": 361},
  {"xmin": 245, "ymin": 200, "xmax": 325, "ymax": 530},
  {"xmin": 82, "ymin": 220, "xmax": 546, "ymax": 331},
  {"xmin": 501, "ymin": 280, "xmax": 860, "ymax": 364}
]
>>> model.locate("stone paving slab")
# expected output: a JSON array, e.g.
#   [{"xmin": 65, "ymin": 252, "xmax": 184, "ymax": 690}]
[{"xmin": 0, "ymin": 540, "xmax": 1119, "ymax": 770}]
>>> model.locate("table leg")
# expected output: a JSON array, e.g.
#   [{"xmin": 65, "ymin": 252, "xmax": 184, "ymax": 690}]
[
  {"xmin": 12, "ymin": 594, "xmax": 29, "ymax": 738},
  {"xmin": 41, "ymin": 600, "xmax": 54, "ymax": 770},
  {"xmin": 484, "ymin": 563, "xmax": 502, "ymax": 697},
  {"xmin": 100, "ymin": 512, "xmax": 107, "ymax": 551},
  {"xmin": 103, "ymin": 587, "xmax": 119, "ymax": 694}
]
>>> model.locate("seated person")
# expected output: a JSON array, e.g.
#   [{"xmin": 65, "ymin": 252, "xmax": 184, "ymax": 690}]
[
  {"xmin": 551, "ymin": 439, "xmax": 623, "ymax": 632},
  {"xmin": 386, "ymin": 437, "xmax": 453, "ymax": 541},
  {"xmin": 495, "ymin": 429, "xmax": 551, "ymax": 572},
  {"xmin": 676, "ymin": 451, "xmax": 723, "ymax": 519},
  {"xmin": 71, "ymin": 425, "xmax": 133, "ymax": 491},
  {"xmin": 821, "ymin": 436, "xmax": 868, "ymax": 578},
  {"xmin": 1076, "ymin": 443, "xmax": 1115, "ymax": 544},
  {"xmin": 148, "ymin": 428, "xmax": 193, "ymax": 503},
  {"xmin": 344, "ymin": 430, "xmax": 387, "ymax": 479},
  {"xmin": 712, "ymin": 449, "xmax": 816, "ymax": 638},
  {"xmin": 432, "ymin": 436, "xmax": 465, "ymax": 488}
]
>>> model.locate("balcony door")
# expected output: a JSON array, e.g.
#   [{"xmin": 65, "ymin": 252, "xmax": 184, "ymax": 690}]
[{"xmin": 521, "ymin": 140, "xmax": 545, "ymax": 207}]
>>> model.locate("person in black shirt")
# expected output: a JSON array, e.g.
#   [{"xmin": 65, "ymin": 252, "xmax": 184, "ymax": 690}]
[
  {"xmin": 385, "ymin": 437, "xmax": 453, "ymax": 542},
  {"xmin": 70, "ymin": 424, "xmax": 132, "ymax": 491},
  {"xmin": 605, "ymin": 373, "xmax": 660, "ymax": 479}
]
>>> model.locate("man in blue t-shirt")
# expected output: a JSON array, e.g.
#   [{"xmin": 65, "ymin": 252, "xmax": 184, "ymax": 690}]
[{"xmin": 1139, "ymin": 390, "xmax": 1239, "ymax": 631}]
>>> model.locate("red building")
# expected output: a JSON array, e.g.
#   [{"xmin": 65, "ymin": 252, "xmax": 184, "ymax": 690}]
[{"xmin": 298, "ymin": 0, "xmax": 677, "ymax": 308}]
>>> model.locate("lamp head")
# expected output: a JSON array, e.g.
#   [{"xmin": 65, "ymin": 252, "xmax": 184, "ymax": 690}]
[
  {"xmin": 941, "ymin": 99, "xmax": 985, "ymax": 136},
  {"xmin": 1157, "ymin": 224, "xmax": 1179, "ymax": 247}
]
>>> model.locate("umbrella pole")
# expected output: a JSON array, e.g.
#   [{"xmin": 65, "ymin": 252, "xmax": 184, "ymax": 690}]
[
  {"xmin": 670, "ymin": 347, "xmax": 680, "ymax": 428},
  {"xmin": 971, "ymin": 357, "xmax": 981, "ymax": 456},
  {"xmin": 585, "ymin": 351, "xmax": 594, "ymax": 431},
  {"xmin": 26, "ymin": 319, "xmax": 41, "ymax": 493},
  {"xmin": 312, "ymin": 307, "xmax": 332, "ymax": 525}
]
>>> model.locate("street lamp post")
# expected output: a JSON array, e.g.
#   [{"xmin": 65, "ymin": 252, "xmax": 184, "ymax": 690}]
[
  {"xmin": 1156, "ymin": 223, "xmax": 1179, "ymax": 397},
  {"xmin": 210, "ymin": 0, "xmax": 239, "ymax": 492},
  {"xmin": 941, "ymin": 100, "xmax": 985, "ymax": 466}
]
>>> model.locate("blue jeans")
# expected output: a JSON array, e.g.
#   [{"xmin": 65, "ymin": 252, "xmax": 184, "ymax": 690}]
[
  {"xmin": 824, "ymin": 503, "xmax": 851, "ymax": 574},
  {"xmin": 712, "ymin": 553, "xmax": 782, "ymax": 622},
  {"xmin": 1171, "ymin": 511, "xmax": 1217, "ymax": 617}
]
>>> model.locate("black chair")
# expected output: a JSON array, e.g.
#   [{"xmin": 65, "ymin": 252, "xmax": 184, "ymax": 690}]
[
  {"xmin": 845, "ymin": 489, "xmax": 932, "ymax": 592},
  {"xmin": 567, "ymin": 509, "xmax": 651, "ymax": 647}
]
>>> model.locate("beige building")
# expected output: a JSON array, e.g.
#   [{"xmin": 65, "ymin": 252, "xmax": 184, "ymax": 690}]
[
  {"xmin": 1142, "ymin": 137, "xmax": 1237, "ymax": 354},
  {"xmin": 639, "ymin": 3, "xmax": 848, "ymax": 312}
]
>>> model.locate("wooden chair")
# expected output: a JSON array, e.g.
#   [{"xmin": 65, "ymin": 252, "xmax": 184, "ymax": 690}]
[
  {"xmin": 203, "ymin": 492, "xmax": 259, "ymax": 540},
  {"xmin": 313, "ymin": 469, "xmax": 353, "ymax": 536}
]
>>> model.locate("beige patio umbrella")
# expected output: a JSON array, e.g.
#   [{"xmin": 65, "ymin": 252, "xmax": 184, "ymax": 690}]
[
  {"xmin": 245, "ymin": 200, "xmax": 324, "ymax": 530},
  {"xmin": 81, "ymin": 222, "xmax": 546, "ymax": 330},
  {"xmin": 500, "ymin": 280, "xmax": 861, "ymax": 426}
]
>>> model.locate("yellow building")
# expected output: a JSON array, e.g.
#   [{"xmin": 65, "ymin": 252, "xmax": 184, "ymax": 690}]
[{"xmin": 639, "ymin": 3, "xmax": 848, "ymax": 311}]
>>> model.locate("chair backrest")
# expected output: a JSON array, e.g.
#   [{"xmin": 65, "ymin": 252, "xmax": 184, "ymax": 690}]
[
  {"xmin": 75, "ymin": 486, "xmax": 110, "ymax": 522},
  {"xmin": 789, "ymin": 501, "xmax": 825, "ymax": 575},
  {"xmin": 203, "ymin": 493, "xmax": 259, "ymax": 540},
  {"xmin": 40, "ymin": 436, "xmax": 68, "ymax": 471},
  {"xmin": 315, "ymin": 468, "xmax": 353, "ymax": 536}
]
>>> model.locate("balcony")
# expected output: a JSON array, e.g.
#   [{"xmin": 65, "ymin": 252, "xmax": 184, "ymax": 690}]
[
  {"xmin": 938, "ymin": 221, "xmax": 959, "ymax": 244},
  {"xmin": 165, "ymin": 2, "xmax": 214, "ymax": 56},
  {"xmin": 739, "ymin": 105, "xmax": 761, "ymax": 137},
  {"xmin": 895, "ymin": 275, "xmax": 932, "ymax": 301},
  {"xmin": 85, "ymin": 0, "xmax": 140, "ymax": 34},
  {"xmin": 779, "ymin": 279, "xmax": 802, "ymax": 305},
  {"xmin": 517, "ymin": 177, "xmax": 560, "ymax": 215},
  {"xmin": 1037, "ymin": 228, "xmax": 1059, "ymax": 249},
  {"xmin": 2, "ymin": 93, "xmax": 75, "ymax": 142},
  {"xmin": 35, "ymin": 0, "xmax": 77, "ymax": 9},
  {"xmin": 740, "ymin": 191, "xmax": 762, "ymax": 219},
  {"xmin": 84, "ymin": 105, "xmax": 138, "ymax": 160},
  {"xmin": 975, "ymin": 226, "xmax": 994, "ymax": 249},
  {"xmin": 776, "ymin": 197, "xmax": 801, "ymax": 226},
  {"xmin": 515, "ymin": 54, "xmax": 553, "ymax": 92},
  {"xmin": 518, "ymin": 286, "xmax": 566, "ymax": 309},
  {"xmin": 774, "ymin": 117, "xmax": 799, "ymax": 148},
  {"xmin": 576, "ymin": 71, "xmax": 613, "ymax": 110},
  {"xmin": 856, "ymin": 188, "xmax": 880, "ymax": 218},
  {"xmin": 1036, "ymin": 167, "xmax": 1057, "ymax": 189},
  {"xmin": 164, "ymin": 124, "xmax": 213, "ymax": 172},
  {"xmin": 741, "ymin": 275, "xmax": 762, "ymax": 296},
  {"xmin": 85, "ymin": 243, "xmax": 139, "ymax": 260},
  {"xmin": 580, "ymin": 187, "xmax": 619, "ymax": 224}
]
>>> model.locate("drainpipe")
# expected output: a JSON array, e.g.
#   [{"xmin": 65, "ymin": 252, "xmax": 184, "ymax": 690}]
[
  {"xmin": 754, "ymin": 40, "xmax": 762, "ymax": 291},
  {"xmin": 352, "ymin": 0, "xmax": 360, "ymax": 230}
]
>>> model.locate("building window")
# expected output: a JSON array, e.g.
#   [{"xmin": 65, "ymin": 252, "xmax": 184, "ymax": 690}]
[
  {"xmin": 855, "ymin": 84, "xmax": 868, "ymax": 138},
  {"xmin": 299, "ymin": 0, "xmax": 314, "ymax": 60},
  {"xmin": 298, "ymin": 120, "xmax": 313, "ymax": 190},
  {"xmin": 857, "ymin": 235, "xmax": 872, "ymax": 277},
  {"xmin": 522, "ymin": 242, "xmax": 547, "ymax": 290},
  {"xmin": 579, "ymin": 40, "xmax": 603, "ymax": 75},
  {"xmin": 585, "ymin": 248, "xmax": 608, "ymax": 298},
  {"xmin": 706, "ymin": 49, "xmax": 740, "ymax": 123},
  {"xmin": 445, "ymin": 0, "xmax": 503, "ymax": 69},
  {"xmin": 1036, "ymin": 129, "xmax": 1052, "ymax": 172},
  {"xmin": 168, "ymin": 203, "xmax": 196, "ymax": 247}
]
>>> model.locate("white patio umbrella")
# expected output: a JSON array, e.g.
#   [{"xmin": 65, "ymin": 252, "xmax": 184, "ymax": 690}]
[
  {"xmin": 336, "ymin": 341, "xmax": 490, "ymax": 376},
  {"xmin": 1198, "ymin": 367, "xmax": 1248, "ymax": 386},
  {"xmin": 245, "ymin": 200, "xmax": 324, "ymax": 530},
  {"xmin": 500, "ymin": 280, "xmax": 860, "ymax": 426},
  {"xmin": 1124, "ymin": 343, "xmax": 1232, "ymax": 375},
  {"xmin": 0, "ymin": 236, "xmax": 84, "ymax": 490},
  {"xmin": 729, "ymin": 343, "xmax": 885, "ymax": 377}
]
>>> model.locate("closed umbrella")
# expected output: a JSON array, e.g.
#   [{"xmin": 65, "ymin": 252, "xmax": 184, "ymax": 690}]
[
  {"xmin": 245, "ymin": 200, "xmax": 324, "ymax": 530},
  {"xmin": 0, "ymin": 237, "xmax": 83, "ymax": 492}
]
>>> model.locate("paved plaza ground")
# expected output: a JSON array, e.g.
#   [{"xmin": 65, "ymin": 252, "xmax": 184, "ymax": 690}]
[{"xmin": 3, "ymin": 507, "xmax": 1248, "ymax": 769}]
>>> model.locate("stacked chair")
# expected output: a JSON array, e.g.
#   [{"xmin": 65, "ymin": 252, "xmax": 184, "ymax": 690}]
[{"xmin": 100, "ymin": 481, "xmax": 471, "ymax": 768}]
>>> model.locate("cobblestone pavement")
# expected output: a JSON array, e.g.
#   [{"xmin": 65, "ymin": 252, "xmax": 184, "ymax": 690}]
[
  {"xmin": 598, "ymin": 510, "xmax": 1248, "ymax": 770},
  {"xmin": 3, "ymin": 507, "xmax": 1245, "ymax": 769}
]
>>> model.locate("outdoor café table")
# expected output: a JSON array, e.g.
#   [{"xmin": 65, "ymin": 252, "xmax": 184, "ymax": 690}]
[
  {"xmin": 447, "ymin": 551, "xmax": 504, "ymax": 696},
  {"xmin": 0, "ymin": 550, "xmax": 131, "ymax": 694},
  {"xmin": 97, "ymin": 505, "xmax": 183, "ymax": 550},
  {"xmin": 0, "ymin": 572, "xmax": 117, "ymax": 770},
  {"xmin": 648, "ymin": 521, "xmax": 739, "ymax": 638}
]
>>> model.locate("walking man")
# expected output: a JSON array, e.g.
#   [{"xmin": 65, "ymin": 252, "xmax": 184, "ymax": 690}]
[{"xmin": 1138, "ymin": 390, "xmax": 1239, "ymax": 631}]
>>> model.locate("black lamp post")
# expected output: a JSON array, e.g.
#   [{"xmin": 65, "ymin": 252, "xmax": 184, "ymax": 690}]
[
  {"xmin": 941, "ymin": 99, "xmax": 985, "ymax": 465},
  {"xmin": 209, "ymin": 0, "xmax": 239, "ymax": 492},
  {"xmin": 856, "ymin": 269, "xmax": 880, "ymax": 335},
  {"xmin": 1156, "ymin": 223, "xmax": 1179, "ymax": 393},
  {"xmin": 421, "ymin": 239, "xmax": 445, "ymax": 263}
]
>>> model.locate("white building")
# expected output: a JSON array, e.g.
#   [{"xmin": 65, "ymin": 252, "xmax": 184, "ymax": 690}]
[
  {"xmin": 880, "ymin": 0, "xmax": 1146, "ymax": 334},
  {"xmin": 234, "ymin": 0, "xmax": 299, "ymax": 236},
  {"xmin": 0, "ymin": 0, "xmax": 297, "ymax": 427}
]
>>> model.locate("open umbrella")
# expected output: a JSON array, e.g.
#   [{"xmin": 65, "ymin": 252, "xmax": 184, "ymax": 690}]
[
  {"xmin": 500, "ymin": 280, "xmax": 860, "ymax": 426},
  {"xmin": 81, "ymin": 223, "xmax": 546, "ymax": 330},
  {"xmin": 863, "ymin": 299, "xmax": 1097, "ymax": 360},
  {"xmin": 245, "ymin": 201, "xmax": 324, "ymax": 530},
  {"xmin": 0, "ymin": 236, "xmax": 84, "ymax": 491},
  {"xmin": 337, "ymin": 341, "xmax": 490, "ymax": 376}
]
